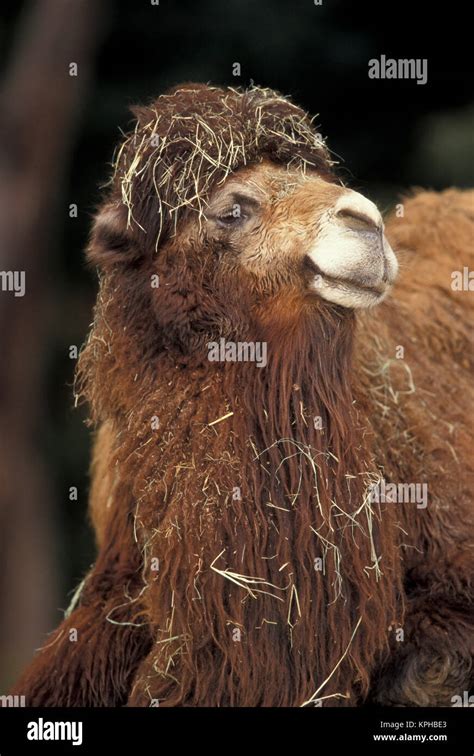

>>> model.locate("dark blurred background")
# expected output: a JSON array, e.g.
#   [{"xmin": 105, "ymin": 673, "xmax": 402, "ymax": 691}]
[{"xmin": 0, "ymin": 0, "xmax": 472, "ymax": 691}]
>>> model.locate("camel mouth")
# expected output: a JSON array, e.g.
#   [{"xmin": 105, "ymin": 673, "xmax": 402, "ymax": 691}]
[
  {"xmin": 317, "ymin": 271, "xmax": 388, "ymax": 298},
  {"xmin": 307, "ymin": 263, "xmax": 391, "ymax": 308},
  {"xmin": 303, "ymin": 246, "xmax": 396, "ymax": 305}
]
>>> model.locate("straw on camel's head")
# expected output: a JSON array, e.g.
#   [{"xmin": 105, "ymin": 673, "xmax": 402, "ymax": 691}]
[{"xmin": 107, "ymin": 82, "xmax": 336, "ymax": 250}]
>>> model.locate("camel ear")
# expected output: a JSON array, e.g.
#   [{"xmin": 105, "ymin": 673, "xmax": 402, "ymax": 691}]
[
  {"xmin": 87, "ymin": 203, "xmax": 141, "ymax": 269},
  {"xmin": 130, "ymin": 104, "xmax": 152, "ymax": 123}
]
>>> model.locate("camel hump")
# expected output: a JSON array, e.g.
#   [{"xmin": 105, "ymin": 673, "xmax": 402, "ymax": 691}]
[{"xmin": 385, "ymin": 188, "xmax": 474, "ymax": 268}]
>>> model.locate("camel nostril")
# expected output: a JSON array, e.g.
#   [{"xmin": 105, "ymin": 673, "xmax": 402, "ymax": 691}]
[{"xmin": 336, "ymin": 208, "xmax": 381, "ymax": 233}]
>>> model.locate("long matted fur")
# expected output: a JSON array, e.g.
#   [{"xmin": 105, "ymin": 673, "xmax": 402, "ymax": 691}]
[{"xmin": 11, "ymin": 85, "xmax": 474, "ymax": 707}]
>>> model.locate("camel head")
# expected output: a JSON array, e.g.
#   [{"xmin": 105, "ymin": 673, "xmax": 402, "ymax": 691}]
[
  {"xmin": 87, "ymin": 83, "xmax": 398, "ymax": 358},
  {"xmin": 197, "ymin": 160, "xmax": 398, "ymax": 309}
]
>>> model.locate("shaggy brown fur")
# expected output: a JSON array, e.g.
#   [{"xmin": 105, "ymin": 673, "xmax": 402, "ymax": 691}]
[{"xmin": 11, "ymin": 85, "xmax": 474, "ymax": 707}]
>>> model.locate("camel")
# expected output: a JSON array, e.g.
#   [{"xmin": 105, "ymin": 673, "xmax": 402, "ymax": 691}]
[{"xmin": 11, "ymin": 84, "xmax": 474, "ymax": 707}]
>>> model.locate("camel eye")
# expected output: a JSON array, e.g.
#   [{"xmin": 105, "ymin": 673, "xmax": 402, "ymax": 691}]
[
  {"xmin": 216, "ymin": 204, "xmax": 247, "ymax": 228},
  {"xmin": 211, "ymin": 192, "xmax": 260, "ymax": 229}
]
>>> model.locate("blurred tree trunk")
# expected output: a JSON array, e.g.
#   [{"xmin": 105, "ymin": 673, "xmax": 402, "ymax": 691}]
[{"xmin": 0, "ymin": 0, "xmax": 104, "ymax": 691}]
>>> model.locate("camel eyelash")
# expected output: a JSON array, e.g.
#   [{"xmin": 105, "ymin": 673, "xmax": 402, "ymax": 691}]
[
  {"xmin": 216, "ymin": 210, "xmax": 247, "ymax": 226},
  {"xmin": 214, "ymin": 193, "xmax": 260, "ymax": 226}
]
